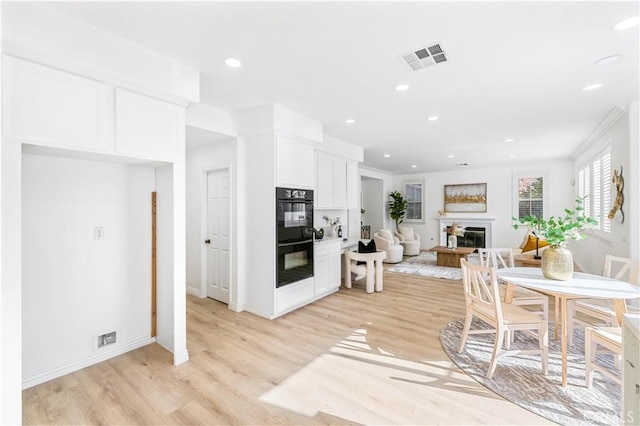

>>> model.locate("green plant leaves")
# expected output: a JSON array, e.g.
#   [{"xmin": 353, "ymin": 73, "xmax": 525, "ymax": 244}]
[{"xmin": 512, "ymin": 197, "xmax": 598, "ymax": 247}]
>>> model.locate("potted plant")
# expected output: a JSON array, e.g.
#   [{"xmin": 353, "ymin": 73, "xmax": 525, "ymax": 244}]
[
  {"xmin": 512, "ymin": 197, "xmax": 597, "ymax": 280},
  {"xmin": 388, "ymin": 191, "xmax": 407, "ymax": 230}
]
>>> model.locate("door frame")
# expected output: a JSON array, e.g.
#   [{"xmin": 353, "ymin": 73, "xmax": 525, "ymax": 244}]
[{"xmin": 199, "ymin": 165, "xmax": 233, "ymax": 304}]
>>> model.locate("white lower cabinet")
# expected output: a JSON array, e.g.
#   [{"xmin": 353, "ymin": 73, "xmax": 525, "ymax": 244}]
[
  {"xmin": 314, "ymin": 240, "xmax": 342, "ymax": 296},
  {"xmin": 623, "ymin": 315, "xmax": 640, "ymax": 424},
  {"xmin": 275, "ymin": 278, "xmax": 315, "ymax": 315}
]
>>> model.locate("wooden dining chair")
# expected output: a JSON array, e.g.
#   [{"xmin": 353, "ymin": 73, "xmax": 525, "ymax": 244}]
[
  {"xmin": 585, "ymin": 326, "xmax": 622, "ymax": 387},
  {"xmin": 458, "ymin": 259, "xmax": 549, "ymax": 379},
  {"xmin": 478, "ymin": 248, "xmax": 549, "ymax": 339},
  {"xmin": 567, "ymin": 255, "xmax": 639, "ymax": 347}
]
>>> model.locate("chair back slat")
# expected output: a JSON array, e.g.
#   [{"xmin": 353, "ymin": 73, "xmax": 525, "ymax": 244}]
[
  {"xmin": 461, "ymin": 259, "xmax": 503, "ymax": 322},
  {"xmin": 604, "ymin": 255, "xmax": 640, "ymax": 284},
  {"xmin": 478, "ymin": 248, "xmax": 514, "ymax": 269}
]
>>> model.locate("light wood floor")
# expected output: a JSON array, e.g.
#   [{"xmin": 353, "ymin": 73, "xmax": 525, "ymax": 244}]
[{"xmin": 23, "ymin": 269, "xmax": 554, "ymax": 425}]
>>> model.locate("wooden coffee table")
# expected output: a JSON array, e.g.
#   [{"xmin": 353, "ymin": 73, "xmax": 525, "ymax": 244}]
[{"xmin": 428, "ymin": 246, "xmax": 475, "ymax": 268}]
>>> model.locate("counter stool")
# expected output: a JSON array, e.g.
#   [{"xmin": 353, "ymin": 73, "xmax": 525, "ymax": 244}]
[{"xmin": 345, "ymin": 250, "xmax": 386, "ymax": 293}]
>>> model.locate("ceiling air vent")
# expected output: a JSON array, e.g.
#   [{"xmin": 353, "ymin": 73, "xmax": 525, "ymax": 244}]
[{"xmin": 400, "ymin": 42, "xmax": 449, "ymax": 72}]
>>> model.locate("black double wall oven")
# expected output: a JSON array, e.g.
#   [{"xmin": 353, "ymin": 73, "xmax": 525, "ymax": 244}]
[{"xmin": 276, "ymin": 187, "xmax": 314, "ymax": 288}]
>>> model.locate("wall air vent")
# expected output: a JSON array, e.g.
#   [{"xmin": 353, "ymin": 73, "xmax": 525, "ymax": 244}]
[{"xmin": 400, "ymin": 42, "xmax": 449, "ymax": 72}]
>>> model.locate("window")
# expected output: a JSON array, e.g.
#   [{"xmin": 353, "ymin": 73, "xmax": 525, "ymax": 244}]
[
  {"xmin": 403, "ymin": 180, "xmax": 424, "ymax": 222},
  {"xmin": 515, "ymin": 174, "xmax": 545, "ymax": 219},
  {"xmin": 578, "ymin": 145, "xmax": 611, "ymax": 235}
]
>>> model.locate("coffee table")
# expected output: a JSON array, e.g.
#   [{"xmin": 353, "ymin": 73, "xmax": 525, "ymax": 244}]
[{"xmin": 428, "ymin": 246, "xmax": 475, "ymax": 268}]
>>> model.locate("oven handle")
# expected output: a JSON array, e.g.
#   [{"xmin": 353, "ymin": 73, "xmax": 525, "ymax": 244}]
[{"xmin": 278, "ymin": 239, "xmax": 313, "ymax": 247}]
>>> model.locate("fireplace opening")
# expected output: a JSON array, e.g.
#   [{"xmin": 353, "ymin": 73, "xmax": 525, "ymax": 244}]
[{"xmin": 446, "ymin": 226, "xmax": 486, "ymax": 248}]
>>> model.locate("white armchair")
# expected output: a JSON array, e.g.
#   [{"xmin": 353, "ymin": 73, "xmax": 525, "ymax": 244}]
[
  {"xmin": 373, "ymin": 229, "xmax": 404, "ymax": 263},
  {"xmin": 394, "ymin": 226, "xmax": 421, "ymax": 256}
]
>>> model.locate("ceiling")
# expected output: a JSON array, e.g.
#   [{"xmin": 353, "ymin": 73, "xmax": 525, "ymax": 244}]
[{"xmin": 47, "ymin": 1, "xmax": 639, "ymax": 174}]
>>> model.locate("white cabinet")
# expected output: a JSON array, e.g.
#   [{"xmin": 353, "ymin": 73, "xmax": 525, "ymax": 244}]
[
  {"xmin": 346, "ymin": 161, "xmax": 359, "ymax": 209},
  {"xmin": 3, "ymin": 55, "xmax": 114, "ymax": 152},
  {"xmin": 276, "ymin": 135, "xmax": 314, "ymax": 188},
  {"xmin": 315, "ymin": 152, "xmax": 359, "ymax": 209},
  {"xmin": 314, "ymin": 240, "xmax": 342, "ymax": 296},
  {"xmin": 623, "ymin": 314, "xmax": 640, "ymax": 424},
  {"xmin": 275, "ymin": 278, "xmax": 315, "ymax": 315},
  {"xmin": 2, "ymin": 56, "xmax": 184, "ymax": 163},
  {"xmin": 115, "ymin": 89, "xmax": 183, "ymax": 161}
]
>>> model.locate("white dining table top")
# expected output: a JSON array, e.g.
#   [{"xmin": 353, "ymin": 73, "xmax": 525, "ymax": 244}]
[{"xmin": 496, "ymin": 267, "xmax": 640, "ymax": 300}]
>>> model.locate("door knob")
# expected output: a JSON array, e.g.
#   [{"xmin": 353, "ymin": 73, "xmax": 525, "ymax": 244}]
[{"xmin": 204, "ymin": 239, "xmax": 211, "ymax": 244}]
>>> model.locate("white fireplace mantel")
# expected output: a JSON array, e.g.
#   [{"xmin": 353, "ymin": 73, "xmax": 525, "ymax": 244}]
[{"xmin": 438, "ymin": 217, "xmax": 496, "ymax": 248}]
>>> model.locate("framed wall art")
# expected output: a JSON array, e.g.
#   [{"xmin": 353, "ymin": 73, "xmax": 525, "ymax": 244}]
[{"xmin": 444, "ymin": 183, "xmax": 487, "ymax": 213}]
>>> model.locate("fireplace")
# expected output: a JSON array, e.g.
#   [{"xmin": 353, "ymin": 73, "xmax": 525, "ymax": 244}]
[
  {"xmin": 446, "ymin": 226, "xmax": 486, "ymax": 248},
  {"xmin": 439, "ymin": 218, "xmax": 495, "ymax": 248}
]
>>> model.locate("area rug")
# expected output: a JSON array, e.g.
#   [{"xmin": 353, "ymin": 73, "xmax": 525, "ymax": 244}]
[
  {"xmin": 387, "ymin": 251, "xmax": 478, "ymax": 280},
  {"xmin": 440, "ymin": 318, "xmax": 621, "ymax": 426}
]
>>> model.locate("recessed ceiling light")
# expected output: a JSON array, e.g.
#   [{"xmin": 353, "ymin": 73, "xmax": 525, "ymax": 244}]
[
  {"xmin": 225, "ymin": 58, "xmax": 242, "ymax": 68},
  {"xmin": 384, "ymin": 154, "xmax": 391, "ymax": 158},
  {"xmin": 395, "ymin": 84, "xmax": 410, "ymax": 92},
  {"xmin": 583, "ymin": 83, "xmax": 603, "ymax": 91},
  {"xmin": 614, "ymin": 16, "xmax": 639, "ymax": 31},
  {"xmin": 595, "ymin": 55, "xmax": 622, "ymax": 65},
  {"xmin": 504, "ymin": 138, "xmax": 515, "ymax": 142},
  {"xmin": 447, "ymin": 154, "xmax": 455, "ymax": 158},
  {"xmin": 411, "ymin": 164, "xmax": 417, "ymax": 168},
  {"xmin": 427, "ymin": 116, "xmax": 439, "ymax": 121},
  {"xmin": 345, "ymin": 119, "xmax": 356, "ymax": 124},
  {"xmin": 509, "ymin": 155, "xmax": 517, "ymax": 159}
]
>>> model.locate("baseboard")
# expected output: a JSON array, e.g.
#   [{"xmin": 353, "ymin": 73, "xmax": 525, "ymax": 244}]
[
  {"xmin": 173, "ymin": 349, "xmax": 190, "ymax": 366},
  {"xmin": 186, "ymin": 285, "xmax": 204, "ymax": 297},
  {"xmin": 228, "ymin": 302, "xmax": 244, "ymax": 312},
  {"xmin": 22, "ymin": 336, "xmax": 155, "ymax": 389}
]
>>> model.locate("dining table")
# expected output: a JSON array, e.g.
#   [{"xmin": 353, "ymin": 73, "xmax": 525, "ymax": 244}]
[{"xmin": 495, "ymin": 267, "xmax": 640, "ymax": 387}]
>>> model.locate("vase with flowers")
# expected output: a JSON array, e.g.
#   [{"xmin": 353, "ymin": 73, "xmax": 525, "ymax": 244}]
[
  {"xmin": 443, "ymin": 222, "xmax": 465, "ymax": 249},
  {"xmin": 513, "ymin": 197, "xmax": 597, "ymax": 280},
  {"xmin": 323, "ymin": 216, "xmax": 341, "ymax": 238}
]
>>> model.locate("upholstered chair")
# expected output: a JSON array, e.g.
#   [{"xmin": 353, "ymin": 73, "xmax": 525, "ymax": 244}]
[
  {"xmin": 394, "ymin": 226, "xmax": 421, "ymax": 256},
  {"xmin": 373, "ymin": 229, "xmax": 404, "ymax": 263}
]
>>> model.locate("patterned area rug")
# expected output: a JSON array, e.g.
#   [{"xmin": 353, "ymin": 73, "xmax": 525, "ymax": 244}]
[
  {"xmin": 387, "ymin": 251, "xmax": 478, "ymax": 280},
  {"xmin": 440, "ymin": 318, "xmax": 621, "ymax": 426}
]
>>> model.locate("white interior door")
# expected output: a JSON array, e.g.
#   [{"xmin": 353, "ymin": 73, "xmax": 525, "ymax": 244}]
[{"xmin": 206, "ymin": 169, "xmax": 230, "ymax": 303}]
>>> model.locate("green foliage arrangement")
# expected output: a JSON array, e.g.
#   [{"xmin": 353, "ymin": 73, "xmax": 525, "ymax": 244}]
[
  {"xmin": 388, "ymin": 191, "xmax": 408, "ymax": 229},
  {"xmin": 512, "ymin": 197, "xmax": 598, "ymax": 248}
]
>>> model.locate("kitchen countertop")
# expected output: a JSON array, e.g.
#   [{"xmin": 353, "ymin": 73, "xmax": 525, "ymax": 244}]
[{"xmin": 314, "ymin": 237, "xmax": 359, "ymax": 252}]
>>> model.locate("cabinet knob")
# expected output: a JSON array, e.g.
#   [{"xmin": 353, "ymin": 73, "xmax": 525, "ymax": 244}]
[{"xmin": 204, "ymin": 239, "xmax": 211, "ymax": 244}]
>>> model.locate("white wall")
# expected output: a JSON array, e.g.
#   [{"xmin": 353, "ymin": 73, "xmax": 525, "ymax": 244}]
[
  {"xmin": 359, "ymin": 167, "xmax": 397, "ymax": 234},
  {"xmin": 571, "ymin": 111, "xmax": 631, "ymax": 273},
  {"xmin": 361, "ymin": 177, "xmax": 384, "ymax": 235},
  {"xmin": 185, "ymin": 138, "xmax": 237, "ymax": 302},
  {"xmin": 629, "ymin": 101, "xmax": 639, "ymax": 261},
  {"xmin": 390, "ymin": 161, "xmax": 575, "ymax": 250},
  {"xmin": 1, "ymin": 138, "xmax": 23, "ymax": 424},
  {"xmin": 21, "ymin": 154, "xmax": 156, "ymax": 387}
]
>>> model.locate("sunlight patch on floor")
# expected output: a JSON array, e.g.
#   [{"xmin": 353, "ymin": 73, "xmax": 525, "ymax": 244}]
[{"xmin": 259, "ymin": 327, "xmax": 538, "ymax": 424}]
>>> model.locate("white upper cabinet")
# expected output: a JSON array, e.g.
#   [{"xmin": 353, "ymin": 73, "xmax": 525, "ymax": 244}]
[
  {"xmin": 276, "ymin": 135, "xmax": 314, "ymax": 188},
  {"xmin": 316, "ymin": 152, "xmax": 359, "ymax": 209},
  {"xmin": 2, "ymin": 55, "xmax": 114, "ymax": 151},
  {"xmin": 346, "ymin": 160, "xmax": 359, "ymax": 209},
  {"xmin": 115, "ymin": 89, "xmax": 183, "ymax": 161}
]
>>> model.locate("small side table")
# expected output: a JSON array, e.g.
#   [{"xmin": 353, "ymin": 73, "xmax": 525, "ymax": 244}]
[{"xmin": 514, "ymin": 254, "xmax": 542, "ymax": 267}]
